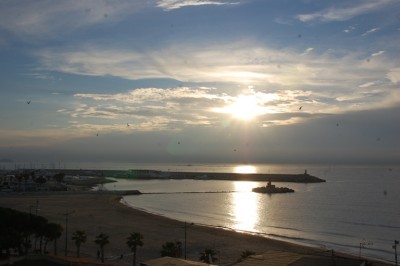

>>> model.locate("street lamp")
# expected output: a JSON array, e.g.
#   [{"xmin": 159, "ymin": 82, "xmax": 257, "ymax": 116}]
[
  {"xmin": 184, "ymin": 222, "xmax": 194, "ymax": 259},
  {"xmin": 29, "ymin": 201, "xmax": 40, "ymax": 251},
  {"xmin": 393, "ymin": 240, "xmax": 399, "ymax": 266},
  {"xmin": 63, "ymin": 210, "xmax": 75, "ymax": 256}
]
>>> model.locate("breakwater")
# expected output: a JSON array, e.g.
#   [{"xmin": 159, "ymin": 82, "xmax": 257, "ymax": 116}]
[
  {"xmin": 3, "ymin": 168, "xmax": 325, "ymax": 183},
  {"xmin": 103, "ymin": 169, "xmax": 325, "ymax": 183}
]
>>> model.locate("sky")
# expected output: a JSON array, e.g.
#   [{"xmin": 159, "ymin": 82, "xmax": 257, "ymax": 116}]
[{"xmin": 0, "ymin": 0, "xmax": 399, "ymax": 165}]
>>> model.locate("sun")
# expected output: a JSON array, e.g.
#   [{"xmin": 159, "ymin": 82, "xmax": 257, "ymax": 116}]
[
  {"xmin": 226, "ymin": 94, "xmax": 263, "ymax": 120},
  {"xmin": 212, "ymin": 92, "xmax": 274, "ymax": 121},
  {"xmin": 234, "ymin": 165, "xmax": 257, "ymax": 174}
]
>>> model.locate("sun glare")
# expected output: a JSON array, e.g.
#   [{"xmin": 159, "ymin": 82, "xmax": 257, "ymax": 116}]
[
  {"xmin": 228, "ymin": 95, "xmax": 263, "ymax": 120},
  {"xmin": 234, "ymin": 165, "xmax": 257, "ymax": 174},
  {"xmin": 211, "ymin": 94, "xmax": 264, "ymax": 121},
  {"xmin": 212, "ymin": 91, "xmax": 279, "ymax": 121}
]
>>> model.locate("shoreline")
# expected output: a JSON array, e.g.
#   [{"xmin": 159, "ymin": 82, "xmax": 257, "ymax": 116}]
[
  {"xmin": 119, "ymin": 195, "xmax": 393, "ymax": 265},
  {"xmin": 0, "ymin": 192, "xmax": 392, "ymax": 266}
]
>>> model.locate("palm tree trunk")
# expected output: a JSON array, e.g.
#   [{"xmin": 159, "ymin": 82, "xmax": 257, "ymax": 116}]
[
  {"xmin": 44, "ymin": 240, "xmax": 48, "ymax": 254},
  {"xmin": 39, "ymin": 236, "xmax": 43, "ymax": 254}
]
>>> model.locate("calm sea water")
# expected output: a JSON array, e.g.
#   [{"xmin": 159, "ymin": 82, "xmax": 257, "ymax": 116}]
[
  {"xmin": 2, "ymin": 162, "xmax": 399, "ymax": 263},
  {"xmin": 90, "ymin": 163, "xmax": 400, "ymax": 264}
]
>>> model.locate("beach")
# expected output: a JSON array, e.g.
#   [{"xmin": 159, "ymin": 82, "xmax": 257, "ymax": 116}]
[{"xmin": 0, "ymin": 192, "xmax": 392, "ymax": 266}]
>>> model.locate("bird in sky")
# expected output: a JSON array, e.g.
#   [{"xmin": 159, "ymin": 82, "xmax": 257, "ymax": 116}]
[
  {"xmin": 127, "ymin": 123, "xmax": 130, "ymax": 127},
  {"xmin": 299, "ymin": 106, "xmax": 302, "ymax": 110},
  {"xmin": 26, "ymin": 100, "xmax": 31, "ymax": 104}
]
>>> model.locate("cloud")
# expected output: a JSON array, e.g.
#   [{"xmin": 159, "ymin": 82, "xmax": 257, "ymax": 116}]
[
  {"xmin": 0, "ymin": 128, "xmax": 81, "ymax": 147},
  {"xmin": 0, "ymin": 1, "xmax": 147, "ymax": 40},
  {"xmin": 0, "ymin": 0, "xmax": 241, "ymax": 41},
  {"xmin": 301, "ymin": 47, "xmax": 314, "ymax": 56},
  {"xmin": 34, "ymin": 39, "xmax": 400, "ymax": 123},
  {"xmin": 56, "ymin": 86, "xmax": 318, "ymax": 131},
  {"xmin": 53, "ymin": 77, "xmax": 400, "ymax": 136},
  {"xmin": 371, "ymin": 51, "xmax": 385, "ymax": 57},
  {"xmin": 273, "ymin": 17, "xmax": 293, "ymax": 25},
  {"xmin": 359, "ymin": 82, "xmax": 375, "ymax": 88},
  {"xmin": 57, "ymin": 87, "xmax": 227, "ymax": 131},
  {"xmin": 362, "ymin": 27, "xmax": 380, "ymax": 37},
  {"xmin": 5, "ymin": 106, "xmax": 400, "ymax": 164},
  {"xmin": 24, "ymin": 72, "xmax": 57, "ymax": 80},
  {"xmin": 387, "ymin": 68, "xmax": 400, "ymax": 83},
  {"xmin": 297, "ymin": 0, "xmax": 392, "ymax": 22},
  {"xmin": 343, "ymin": 25, "xmax": 356, "ymax": 33},
  {"xmin": 35, "ymin": 41, "xmax": 394, "ymax": 91},
  {"xmin": 157, "ymin": 0, "xmax": 236, "ymax": 11}
]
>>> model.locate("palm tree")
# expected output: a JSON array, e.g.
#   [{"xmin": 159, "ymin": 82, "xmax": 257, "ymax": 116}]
[
  {"xmin": 94, "ymin": 233, "xmax": 109, "ymax": 263},
  {"xmin": 43, "ymin": 223, "xmax": 63, "ymax": 255},
  {"xmin": 72, "ymin": 230, "xmax": 87, "ymax": 257},
  {"xmin": 126, "ymin": 232, "xmax": 144, "ymax": 266},
  {"xmin": 160, "ymin": 241, "xmax": 182, "ymax": 258},
  {"xmin": 199, "ymin": 248, "xmax": 218, "ymax": 264},
  {"xmin": 32, "ymin": 215, "xmax": 48, "ymax": 254}
]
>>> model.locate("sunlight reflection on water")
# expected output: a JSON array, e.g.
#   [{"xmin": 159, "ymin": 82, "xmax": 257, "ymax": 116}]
[
  {"xmin": 107, "ymin": 165, "xmax": 400, "ymax": 263},
  {"xmin": 233, "ymin": 165, "xmax": 257, "ymax": 174},
  {"xmin": 231, "ymin": 181, "xmax": 259, "ymax": 231}
]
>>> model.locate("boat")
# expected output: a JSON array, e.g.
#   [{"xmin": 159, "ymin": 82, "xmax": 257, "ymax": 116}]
[{"xmin": 252, "ymin": 179, "xmax": 294, "ymax": 194}]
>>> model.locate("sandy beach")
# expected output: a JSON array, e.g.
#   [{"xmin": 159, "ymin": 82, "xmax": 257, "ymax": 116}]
[{"xmin": 0, "ymin": 192, "xmax": 392, "ymax": 266}]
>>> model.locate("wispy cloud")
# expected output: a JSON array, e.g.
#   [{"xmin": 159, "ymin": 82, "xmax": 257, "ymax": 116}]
[
  {"xmin": 343, "ymin": 25, "xmax": 356, "ymax": 33},
  {"xmin": 362, "ymin": 27, "xmax": 380, "ymax": 36},
  {"xmin": 36, "ymin": 41, "xmax": 398, "ymax": 94},
  {"xmin": 24, "ymin": 72, "xmax": 57, "ymax": 80},
  {"xmin": 359, "ymin": 82, "xmax": 375, "ymax": 88},
  {"xmin": 0, "ymin": 0, "xmax": 240, "ymax": 40},
  {"xmin": 371, "ymin": 50, "xmax": 385, "ymax": 57},
  {"xmin": 297, "ymin": 0, "xmax": 391, "ymax": 22},
  {"xmin": 301, "ymin": 47, "xmax": 314, "ymax": 56},
  {"xmin": 0, "ymin": 1, "xmax": 147, "ymax": 40},
  {"xmin": 157, "ymin": 0, "xmax": 236, "ymax": 11}
]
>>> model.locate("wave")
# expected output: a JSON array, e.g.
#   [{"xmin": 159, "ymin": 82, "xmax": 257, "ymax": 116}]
[
  {"xmin": 118, "ymin": 175, "xmax": 399, "ymax": 263},
  {"xmin": 266, "ymin": 233, "xmax": 312, "ymax": 243},
  {"xmin": 266, "ymin": 225, "xmax": 303, "ymax": 232},
  {"xmin": 342, "ymin": 220, "xmax": 400, "ymax": 229}
]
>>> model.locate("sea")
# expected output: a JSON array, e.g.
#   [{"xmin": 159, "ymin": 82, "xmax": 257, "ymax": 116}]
[{"xmin": 2, "ymin": 162, "xmax": 399, "ymax": 263}]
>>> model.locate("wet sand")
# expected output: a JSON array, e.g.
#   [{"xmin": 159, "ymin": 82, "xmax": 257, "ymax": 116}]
[{"xmin": 0, "ymin": 192, "xmax": 390, "ymax": 265}]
